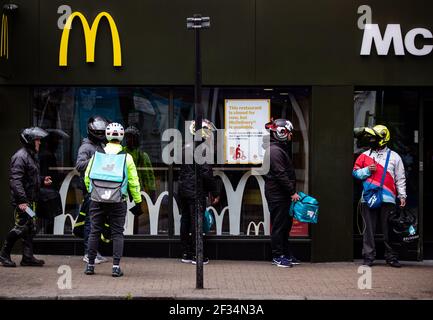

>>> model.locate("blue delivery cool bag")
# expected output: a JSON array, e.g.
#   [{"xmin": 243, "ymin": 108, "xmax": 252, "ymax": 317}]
[
  {"xmin": 203, "ymin": 209, "xmax": 214, "ymax": 233},
  {"xmin": 289, "ymin": 192, "xmax": 319, "ymax": 224}
]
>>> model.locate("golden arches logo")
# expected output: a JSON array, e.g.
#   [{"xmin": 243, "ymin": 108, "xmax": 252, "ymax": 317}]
[
  {"xmin": 59, "ymin": 11, "xmax": 122, "ymax": 67},
  {"xmin": 0, "ymin": 14, "xmax": 8, "ymax": 59}
]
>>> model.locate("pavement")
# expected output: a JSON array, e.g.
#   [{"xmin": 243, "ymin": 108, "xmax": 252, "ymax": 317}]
[{"xmin": 0, "ymin": 255, "xmax": 432, "ymax": 300}]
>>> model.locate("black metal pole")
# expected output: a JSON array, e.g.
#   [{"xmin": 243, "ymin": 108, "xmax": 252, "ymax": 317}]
[{"xmin": 194, "ymin": 16, "xmax": 204, "ymax": 290}]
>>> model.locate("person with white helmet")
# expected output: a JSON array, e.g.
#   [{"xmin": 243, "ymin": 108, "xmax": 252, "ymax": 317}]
[
  {"xmin": 263, "ymin": 118, "xmax": 300, "ymax": 268},
  {"xmin": 353, "ymin": 124, "xmax": 407, "ymax": 268},
  {"xmin": 84, "ymin": 122, "xmax": 142, "ymax": 277}
]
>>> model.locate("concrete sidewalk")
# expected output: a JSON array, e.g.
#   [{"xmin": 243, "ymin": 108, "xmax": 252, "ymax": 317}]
[{"xmin": 0, "ymin": 255, "xmax": 432, "ymax": 300}]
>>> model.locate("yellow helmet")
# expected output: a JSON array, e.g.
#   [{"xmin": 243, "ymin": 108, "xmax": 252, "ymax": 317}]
[{"xmin": 372, "ymin": 125, "xmax": 390, "ymax": 147}]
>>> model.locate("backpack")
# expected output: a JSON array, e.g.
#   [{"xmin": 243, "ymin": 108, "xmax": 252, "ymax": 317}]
[
  {"xmin": 88, "ymin": 150, "xmax": 127, "ymax": 203},
  {"xmin": 388, "ymin": 207, "xmax": 420, "ymax": 244},
  {"xmin": 289, "ymin": 192, "xmax": 319, "ymax": 224}
]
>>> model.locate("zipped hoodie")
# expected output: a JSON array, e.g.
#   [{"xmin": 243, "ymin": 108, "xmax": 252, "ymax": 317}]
[{"xmin": 353, "ymin": 146, "xmax": 407, "ymax": 204}]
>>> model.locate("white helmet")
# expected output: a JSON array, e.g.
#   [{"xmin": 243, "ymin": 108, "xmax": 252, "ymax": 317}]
[
  {"xmin": 265, "ymin": 118, "xmax": 294, "ymax": 142},
  {"xmin": 106, "ymin": 123, "xmax": 124, "ymax": 142}
]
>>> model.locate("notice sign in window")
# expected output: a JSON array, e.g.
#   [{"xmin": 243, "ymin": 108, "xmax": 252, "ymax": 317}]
[{"xmin": 224, "ymin": 99, "xmax": 270, "ymax": 164}]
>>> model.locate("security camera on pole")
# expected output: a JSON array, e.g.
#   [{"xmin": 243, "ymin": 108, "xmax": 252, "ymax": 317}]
[{"xmin": 186, "ymin": 14, "xmax": 210, "ymax": 289}]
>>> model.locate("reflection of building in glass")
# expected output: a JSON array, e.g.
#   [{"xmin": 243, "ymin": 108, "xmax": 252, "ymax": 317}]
[{"xmin": 32, "ymin": 87, "xmax": 310, "ymax": 238}]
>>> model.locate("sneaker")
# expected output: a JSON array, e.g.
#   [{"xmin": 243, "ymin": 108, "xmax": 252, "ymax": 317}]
[
  {"xmin": 387, "ymin": 260, "xmax": 402, "ymax": 268},
  {"xmin": 112, "ymin": 266, "xmax": 124, "ymax": 277},
  {"xmin": 362, "ymin": 259, "xmax": 374, "ymax": 267},
  {"xmin": 0, "ymin": 254, "xmax": 16, "ymax": 267},
  {"xmin": 287, "ymin": 255, "xmax": 301, "ymax": 265},
  {"xmin": 83, "ymin": 253, "xmax": 108, "ymax": 264},
  {"xmin": 192, "ymin": 256, "xmax": 209, "ymax": 265},
  {"xmin": 20, "ymin": 256, "xmax": 45, "ymax": 267},
  {"xmin": 96, "ymin": 254, "xmax": 108, "ymax": 264},
  {"xmin": 181, "ymin": 253, "xmax": 193, "ymax": 263},
  {"xmin": 272, "ymin": 256, "xmax": 293, "ymax": 268},
  {"xmin": 84, "ymin": 264, "xmax": 95, "ymax": 275}
]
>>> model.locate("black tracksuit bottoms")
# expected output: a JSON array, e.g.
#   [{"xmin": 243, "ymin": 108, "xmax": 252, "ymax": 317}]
[
  {"xmin": 88, "ymin": 201, "xmax": 127, "ymax": 265},
  {"xmin": 180, "ymin": 196, "xmax": 207, "ymax": 257},
  {"xmin": 268, "ymin": 199, "xmax": 293, "ymax": 258}
]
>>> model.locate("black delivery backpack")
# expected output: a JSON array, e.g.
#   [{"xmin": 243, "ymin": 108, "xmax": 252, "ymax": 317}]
[{"xmin": 388, "ymin": 207, "xmax": 420, "ymax": 244}]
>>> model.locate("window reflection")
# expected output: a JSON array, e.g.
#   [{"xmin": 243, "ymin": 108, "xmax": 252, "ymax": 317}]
[
  {"xmin": 33, "ymin": 87, "xmax": 169, "ymax": 235},
  {"xmin": 33, "ymin": 86, "xmax": 310, "ymax": 238}
]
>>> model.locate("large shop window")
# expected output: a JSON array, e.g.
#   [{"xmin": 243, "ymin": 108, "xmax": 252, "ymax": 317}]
[{"xmin": 33, "ymin": 87, "xmax": 310, "ymax": 238}]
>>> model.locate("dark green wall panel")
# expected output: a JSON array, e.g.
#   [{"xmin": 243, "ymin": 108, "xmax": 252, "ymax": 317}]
[
  {"xmin": 2, "ymin": 0, "xmax": 433, "ymax": 85},
  {"xmin": 0, "ymin": 87, "xmax": 31, "ymax": 243},
  {"xmin": 37, "ymin": 0, "xmax": 255, "ymax": 85},
  {"xmin": 256, "ymin": 0, "xmax": 357, "ymax": 85},
  {"xmin": 310, "ymin": 86, "xmax": 354, "ymax": 262},
  {"xmin": 0, "ymin": 0, "xmax": 39, "ymax": 84}
]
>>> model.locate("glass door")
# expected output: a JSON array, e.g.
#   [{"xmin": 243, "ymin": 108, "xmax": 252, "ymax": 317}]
[
  {"xmin": 421, "ymin": 94, "xmax": 433, "ymax": 260},
  {"xmin": 354, "ymin": 89, "xmax": 421, "ymax": 260}
]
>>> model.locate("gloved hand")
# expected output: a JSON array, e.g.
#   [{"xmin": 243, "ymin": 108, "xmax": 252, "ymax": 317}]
[{"xmin": 130, "ymin": 203, "xmax": 143, "ymax": 217}]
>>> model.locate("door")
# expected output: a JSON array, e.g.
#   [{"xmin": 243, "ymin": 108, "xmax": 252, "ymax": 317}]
[{"xmin": 421, "ymin": 96, "xmax": 433, "ymax": 260}]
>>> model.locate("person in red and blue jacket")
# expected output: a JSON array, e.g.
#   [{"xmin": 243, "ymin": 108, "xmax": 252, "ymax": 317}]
[{"xmin": 353, "ymin": 125, "xmax": 407, "ymax": 268}]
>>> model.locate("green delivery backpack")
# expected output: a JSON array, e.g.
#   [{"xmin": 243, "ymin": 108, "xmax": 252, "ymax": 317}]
[{"xmin": 289, "ymin": 192, "xmax": 319, "ymax": 224}]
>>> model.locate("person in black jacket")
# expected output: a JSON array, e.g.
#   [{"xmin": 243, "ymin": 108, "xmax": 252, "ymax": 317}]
[
  {"xmin": 0, "ymin": 127, "xmax": 52, "ymax": 267},
  {"xmin": 74, "ymin": 116, "xmax": 109, "ymax": 264},
  {"xmin": 263, "ymin": 119, "xmax": 300, "ymax": 268},
  {"xmin": 178, "ymin": 120, "xmax": 220, "ymax": 264}
]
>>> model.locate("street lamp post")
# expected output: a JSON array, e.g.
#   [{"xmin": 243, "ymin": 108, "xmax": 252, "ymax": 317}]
[{"xmin": 186, "ymin": 14, "xmax": 210, "ymax": 289}]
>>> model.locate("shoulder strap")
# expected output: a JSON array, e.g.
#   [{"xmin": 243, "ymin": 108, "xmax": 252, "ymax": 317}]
[
  {"xmin": 379, "ymin": 150, "xmax": 391, "ymax": 188},
  {"xmin": 118, "ymin": 150, "xmax": 127, "ymax": 181}
]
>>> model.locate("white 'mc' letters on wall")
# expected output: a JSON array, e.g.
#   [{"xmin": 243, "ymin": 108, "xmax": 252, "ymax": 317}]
[
  {"xmin": 361, "ymin": 24, "xmax": 433, "ymax": 56},
  {"xmin": 361, "ymin": 24, "xmax": 405, "ymax": 55},
  {"xmin": 404, "ymin": 28, "xmax": 433, "ymax": 56}
]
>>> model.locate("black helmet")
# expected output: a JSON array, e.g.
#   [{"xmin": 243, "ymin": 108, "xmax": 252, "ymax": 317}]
[
  {"xmin": 125, "ymin": 126, "xmax": 140, "ymax": 137},
  {"xmin": 125, "ymin": 125, "xmax": 140, "ymax": 148},
  {"xmin": 265, "ymin": 118, "xmax": 294, "ymax": 142},
  {"xmin": 20, "ymin": 127, "xmax": 49, "ymax": 147},
  {"xmin": 87, "ymin": 116, "xmax": 108, "ymax": 143}
]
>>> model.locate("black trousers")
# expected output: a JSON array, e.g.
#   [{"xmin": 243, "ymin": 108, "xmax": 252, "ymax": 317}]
[
  {"xmin": 88, "ymin": 201, "xmax": 126, "ymax": 265},
  {"xmin": 361, "ymin": 202, "xmax": 399, "ymax": 261},
  {"xmin": 180, "ymin": 196, "xmax": 206, "ymax": 257},
  {"xmin": 268, "ymin": 199, "xmax": 293, "ymax": 258},
  {"xmin": 1, "ymin": 207, "xmax": 37, "ymax": 259}
]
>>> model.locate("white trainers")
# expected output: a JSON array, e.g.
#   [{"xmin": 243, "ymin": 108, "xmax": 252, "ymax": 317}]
[
  {"xmin": 83, "ymin": 254, "xmax": 109, "ymax": 264},
  {"xmin": 96, "ymin": 254, "xmax": 108, "ymax": 264}
]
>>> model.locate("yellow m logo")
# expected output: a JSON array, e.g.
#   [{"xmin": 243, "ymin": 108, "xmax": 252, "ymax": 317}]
[
  {"xmin": 59, "ymin": 11, "xmax": 122, "ymax": 67},
  {"xmin": 0, "ymin": 14, "xmax": 8, "ymax": 59}
]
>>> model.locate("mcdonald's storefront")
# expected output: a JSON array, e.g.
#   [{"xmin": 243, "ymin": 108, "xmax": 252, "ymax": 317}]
[{"xmin": 0, "ymin": 0, "xmax": 432, "ymax": 262}]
